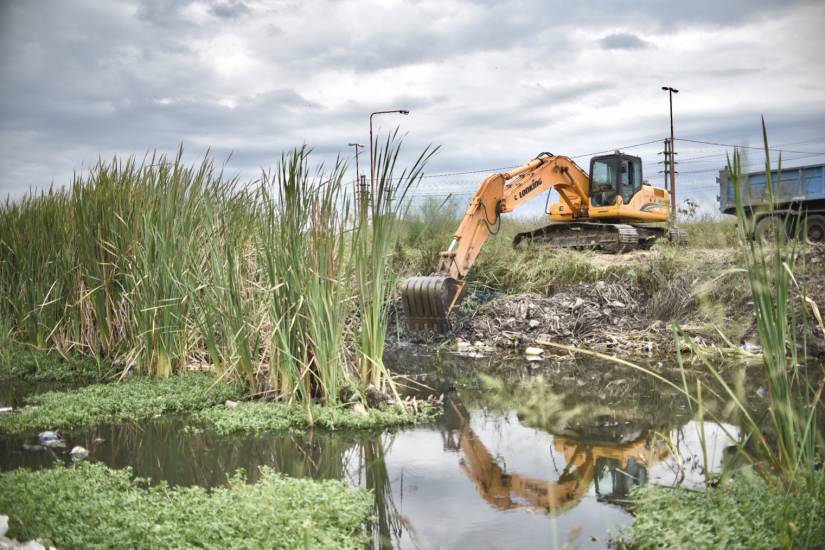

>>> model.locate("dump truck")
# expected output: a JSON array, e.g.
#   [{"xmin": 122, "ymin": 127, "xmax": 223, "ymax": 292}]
[
  {"xmin": 718, "ymin": 162, "xmax": 825, "ymax": 243},
  {"xmin": 402, "ymin": 151, "xmax": 687, "ymax": 331}
]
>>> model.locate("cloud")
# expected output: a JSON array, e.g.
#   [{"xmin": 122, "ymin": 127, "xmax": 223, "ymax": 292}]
[
  {"xmin": 0, "ymin": 0, "xmax": 823, "ymax": 214},
  {"xmin": 598, "ymin": 32, "xmax": 651, "ymax": 50}
]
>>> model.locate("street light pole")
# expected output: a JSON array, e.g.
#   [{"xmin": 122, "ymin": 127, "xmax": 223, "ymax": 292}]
[
  {"xmin": 369, "ymin": 109, "xmax": 410, "ymax": 197},
  {"xmin": 348, "ymin": 142, "xmax": 364, "ymax": 184},
  {"xmin": 661, "ymin": 86, "xmax": 679, "ymax": 213}
]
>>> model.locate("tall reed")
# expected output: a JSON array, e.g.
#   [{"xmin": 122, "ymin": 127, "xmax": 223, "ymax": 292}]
[
  {"xmin": 257, "ymin": 148, "xmax": 354, "ymax": 404},
  {"xmin": 0, "ymin": 139, "xmax": 432, "ymax": 405},
  {"xmin": 725, "ymin": 120, "xmax": 823, "ymax": 477},
  {"xmin": 354, "ymin": 131, "xmax": 436, "ymax": 396}
]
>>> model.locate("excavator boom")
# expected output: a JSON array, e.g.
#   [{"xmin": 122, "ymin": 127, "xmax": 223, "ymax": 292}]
[{"xmin": 402, "ymin": 153, "xmax": 591, "ymax": 332}]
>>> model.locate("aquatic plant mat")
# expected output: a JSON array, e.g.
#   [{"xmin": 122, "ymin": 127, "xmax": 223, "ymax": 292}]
[
  {"xmin": 193, "ymin": 400, "xmax": 437, "ymax": 435},
  {"xmin": 0, "ymin": 462, "xmax": 372, "ymax": 550},
  {"xmin": 1, "ymin": 373, "xmax": 435, "ymax": 436},
  {"xmin": 0, "ymin": 374, "xmax": 243, "ymax": 435},
  {"xmin": 616, "ymin": 472, "xmax": 825, "ymax": 549}
]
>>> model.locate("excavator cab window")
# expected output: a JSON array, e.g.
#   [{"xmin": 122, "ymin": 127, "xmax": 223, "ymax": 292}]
[
  {"xmin": 591, "ymin": 155, "xmax": 643, "ymax": 207},
  {"xmin": 619, "ymin": 159, "xmax": 642, "ymax": 204},
  {"xmin": 590, "ymin": 159, "xmax": 617, "ymax": 206}
]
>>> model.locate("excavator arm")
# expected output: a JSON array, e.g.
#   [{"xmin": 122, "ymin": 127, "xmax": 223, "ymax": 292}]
[{"xmin": 402, "ymin": 153, "xmax": 590, "ymax": 331}]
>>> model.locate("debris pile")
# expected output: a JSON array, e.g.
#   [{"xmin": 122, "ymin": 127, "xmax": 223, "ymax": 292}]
[{"xmin": 453, "ymin": 281, "xmax": 668, "ymax": 355}]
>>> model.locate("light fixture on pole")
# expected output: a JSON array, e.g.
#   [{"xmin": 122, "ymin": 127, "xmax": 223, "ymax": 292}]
[
  {"xmin": 369, "ymin": 109, "xmax": 410, "ymax": 196},
  {"xmin": 348, "ymin": 142, "xmax": 364, "ymax": 184}
]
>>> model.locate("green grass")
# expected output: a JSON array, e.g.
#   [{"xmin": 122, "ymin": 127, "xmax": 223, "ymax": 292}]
[
  {"xmin": 617, "ymin": 471, "xmax": 825, "ymax": 549},
  {"xmin": 0, "ymin": 462, "xmax": 372, "ymax": 550},
  {"xmin": 0, "ymin": 373, "xmax": 242, "ymax": 435},
  {"xmin": 192, "ymin": 400, "xmax": 436, "ymax": 435},
  {"xmin": 679, "ymin": 214, "xmax": 738, "ymax": 249}
]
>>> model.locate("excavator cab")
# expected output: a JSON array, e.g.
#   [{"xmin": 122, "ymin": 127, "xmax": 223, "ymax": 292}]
[{"xmin": 589, "ymin": 153, "xmax": 643, "ymax": 207}]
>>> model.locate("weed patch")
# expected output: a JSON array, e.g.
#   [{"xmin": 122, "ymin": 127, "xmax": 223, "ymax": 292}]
[
  {"xmin": 0, "ymin": 462, "xmax": 371, "ymax": 550},
  {"xmin": 0, "ymin": 373, "xmax": 242, "ymax": 435},
  {"xmin": 193, "ymin": 401, "xmax": 437, "ymax": 435},
  {"xmin": 617, "ymin": 472, "xmax": 825, "ymax": 549}
]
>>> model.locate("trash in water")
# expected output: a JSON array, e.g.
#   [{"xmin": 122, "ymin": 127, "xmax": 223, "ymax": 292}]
[
  {"xmin": 38, "ymin": 431, "xmax": 65, "ymax": 448},
  {"xmin": 70, "ymin": 446, "xmax": 90, "ymax": 460}
]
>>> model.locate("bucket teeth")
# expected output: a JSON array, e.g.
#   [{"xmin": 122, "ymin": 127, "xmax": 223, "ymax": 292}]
[{"xmin": 401, "ymin": 275, "xmax": 460, "ymax": 333}]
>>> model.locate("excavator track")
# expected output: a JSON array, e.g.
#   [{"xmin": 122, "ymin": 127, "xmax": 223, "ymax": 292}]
[
  {"xmin": 512, "ymin": 223, "xmax": 640, "ymax": 253},
  {"xmin": 512, "ymin": 223, "xmax": 689, "ymax": 252}
]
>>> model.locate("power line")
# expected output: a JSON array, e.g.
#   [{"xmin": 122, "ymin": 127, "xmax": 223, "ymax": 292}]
[
  {"xmin": 410, "ymin": 139, "xmax": 663, "ymax": 181},
  {"xmin": 676, "ymin": 137, "xmax": 825, "ymax": 156},
  {"xmin": 382, "ymin": 135, "xmax": 825, "ymax": 188}
]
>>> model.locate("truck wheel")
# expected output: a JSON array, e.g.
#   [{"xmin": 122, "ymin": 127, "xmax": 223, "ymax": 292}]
[
  {"xmin": 806, "ymin": 214, "xmax": 825, "ymax": 244},
  {"xmin": 753, "ymin": 215, "xmax": 788, "ymax": 243}
]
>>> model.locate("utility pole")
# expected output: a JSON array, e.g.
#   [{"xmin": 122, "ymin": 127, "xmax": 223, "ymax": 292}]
[
  {"xmin": 659, "ymin": 138, "xmax": 672, "ymax": 190},
  {"xmin": 661, "ymin": 86, "xmax": 679, "ymax": 213},
  {"xmin": 369, "ymin": 109, "xmax": 410, "ymax": 197}
]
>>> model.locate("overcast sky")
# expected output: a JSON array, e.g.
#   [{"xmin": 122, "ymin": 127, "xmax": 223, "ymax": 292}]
[{"xmin": 1, "ymin": 0, "xmax": 824, "ymax": 214}]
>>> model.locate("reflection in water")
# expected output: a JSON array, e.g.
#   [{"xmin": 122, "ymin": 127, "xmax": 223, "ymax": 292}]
[
  {"xmin": 447, "ymin": 397, "xmax": 670, "ymax": 514},
  {"xmin": 1, "ymin": 357, "xmax": 746, "ymax": 549}
]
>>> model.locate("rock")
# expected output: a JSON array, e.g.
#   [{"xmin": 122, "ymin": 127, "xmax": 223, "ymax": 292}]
[
  {"xmin": 0, "ymin": 407, "xmax": 13, "ymax": 414},
  {"xmin": 528, "ymin": 319, "xmax": 541, "ymax": 329},
  {"xmin": 224, "ymin": 400, "xmax": 239, "ymax": 409},
  {"xmin": 1, "ymin": 514, "xmax": 7, "ymax": 537},
  {"xmin": 70, "ymin": 446, "xmax": 89, "ymax": 460},
  {"xmin": 37, "ymin": 431, "xmax": 64, "ymax": 448},
  {"xmin": 524, "ymin": 346, "xmax": 544, "ymax": 357},
  {"xmin": 352, "ymin": 402, "xmax": 368, "ymax": 417}
]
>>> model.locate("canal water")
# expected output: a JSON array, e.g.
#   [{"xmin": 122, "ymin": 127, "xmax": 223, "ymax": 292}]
[{"xmin": 0, "ymin": 352, "xmax": 743, "ymax": 549}]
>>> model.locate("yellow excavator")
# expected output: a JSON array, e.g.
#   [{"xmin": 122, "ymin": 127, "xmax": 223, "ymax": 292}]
[{"xmin": 402, "ymin": 151, "xmax": 687, "ymax": 331}]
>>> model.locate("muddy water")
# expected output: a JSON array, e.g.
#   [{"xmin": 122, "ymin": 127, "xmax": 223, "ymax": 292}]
[{"xmin": 0, "ymin": 352, "xmax": 744, "ymax": 549}]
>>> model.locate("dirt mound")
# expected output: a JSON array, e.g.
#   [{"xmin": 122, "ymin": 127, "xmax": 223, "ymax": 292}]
[{"xmin": 452, "ymin": 281, "xmax": 669, "ymax": 355}]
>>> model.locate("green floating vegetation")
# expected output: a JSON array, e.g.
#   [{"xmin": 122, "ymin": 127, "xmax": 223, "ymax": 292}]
[
  {"xmin": 618, "ymin": 472, "xmax": 825, "ymax": 549},
  {"xmin": 0, "ymin": 373, "xmax": 242, "ymax": 435},
  {"xmin": 0, "ymin": 344, "xmax": 112, "ymax": 386},
  {"xmin": 0, "ymin": 462, "xmax": 372, "ymax": 550},
  {"xmin": 193, "ymin": 400, "xmax": 436, "ymax": 435}
]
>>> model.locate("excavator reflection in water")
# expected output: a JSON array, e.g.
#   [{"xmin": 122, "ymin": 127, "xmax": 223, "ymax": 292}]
[{"xmin": 443, "ymin": 399, "xmax": 671, "ymax": 514}]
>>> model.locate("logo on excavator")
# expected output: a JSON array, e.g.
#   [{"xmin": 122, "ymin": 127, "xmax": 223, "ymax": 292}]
[
  {"xmin": 640, "ymin": 202, "xmax": 667, "ymax": 212},
  {"xmin": 517, "ymin": 179, "xmax": 541, "ymax": 199}
]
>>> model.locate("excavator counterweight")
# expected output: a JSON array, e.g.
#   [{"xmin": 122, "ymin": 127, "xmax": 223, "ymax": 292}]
[{"xmin": 402, "ymin": 150, "xmax": 685, "ymax": 332}]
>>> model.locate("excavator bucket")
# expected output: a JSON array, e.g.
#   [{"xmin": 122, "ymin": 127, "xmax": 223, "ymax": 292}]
[{"xmin": 401, "ymin": 275, "xmax": 463, "ymax": 333}]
